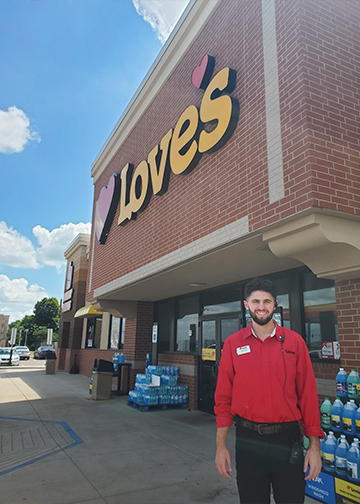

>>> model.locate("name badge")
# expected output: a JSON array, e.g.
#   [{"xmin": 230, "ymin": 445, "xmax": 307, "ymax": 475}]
[{"xmin": 236, "ymin": 345, "xmax": 250, "ymax": 356}]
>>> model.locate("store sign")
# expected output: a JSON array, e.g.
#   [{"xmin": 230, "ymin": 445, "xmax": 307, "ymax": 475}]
[
  {"xmin": 202, "ymin": 348, "xmax": 216, "ymax": 361},
  {"xmin": 335, "ymin": 477, "xmax": 360, "ymax": 503},
  {"xmin": 95, "ymin": 172, "xmax": 121, "ymax": 244},
  {"xmin": 305, "ymin": 472, "xmax": 336, "ymax": 504},
  {"xmin": 95, "ymin": 55, "xmax": 239, "ymax": 243},
  {"xmin": 321, "ymin": 341, "xmax": 340, "ymax": 359}
]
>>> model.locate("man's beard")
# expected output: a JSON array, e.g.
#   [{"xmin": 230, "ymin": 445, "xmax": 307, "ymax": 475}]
[{"xmin": 248, "ymin": 307, "xmax": 276, "ymax": 326}]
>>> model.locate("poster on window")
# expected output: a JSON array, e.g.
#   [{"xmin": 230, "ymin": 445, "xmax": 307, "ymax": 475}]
[{"xmin": 110, "ymin": 317, "xmax": 121, "ymax": 349}]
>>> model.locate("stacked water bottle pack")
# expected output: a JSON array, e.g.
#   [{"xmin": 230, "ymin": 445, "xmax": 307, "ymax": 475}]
[
  {"xmin": 128, "ymin": 365, "xmax": 189, "ymax": 411},
  {"xmin": 314, "ymin": 367, "xmax": 360, "ymax": 482}
]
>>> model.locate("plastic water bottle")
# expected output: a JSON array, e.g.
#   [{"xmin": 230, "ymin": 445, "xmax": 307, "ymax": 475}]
[
  {"xmin": 331, "ymin": 397, "xmax": 344, "ymax": 432},
  {"xmin": 322, "ymin": 431, "xmax": 337, "ymax": 472},
  {"xmin": 303, "ymin": 436, "xmax": 309, "ymax": 457},
  {"xmin": 336, "ymin": 436, "xmax": 349, "ymax": 476},
  {"xmin": 347, "ymin": 441, "xmax": 360, "ymax": 482},
  {"xmin": 336, "ymin": 368, "xmax": 348, "ymax": 397},
  {"xmin": 348, "ymin": 370, "xmax": 359, "ymax": 399},
  {"xmin": 320, "ymin": 397, "xmax": 332, "ymax": 430},
  {"xmin": 343, "ymin": 401, "xmax": 357, "ymax": 435}
]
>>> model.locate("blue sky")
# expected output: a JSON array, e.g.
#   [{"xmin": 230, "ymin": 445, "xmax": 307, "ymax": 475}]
[{"xmin": 0, "ymin": 0, "xmax": 189, "ymax": 322}]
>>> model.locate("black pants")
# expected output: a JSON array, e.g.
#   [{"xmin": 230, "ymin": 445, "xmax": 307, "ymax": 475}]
[{"xmin": 235, "ymin": 422, "xmax": 305, "ymax": 504}]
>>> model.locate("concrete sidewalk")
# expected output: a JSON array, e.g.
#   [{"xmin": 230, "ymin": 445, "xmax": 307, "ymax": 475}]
[{"xmin": 0, "ymin": 368, "xmax": 318, "ymax": 504}]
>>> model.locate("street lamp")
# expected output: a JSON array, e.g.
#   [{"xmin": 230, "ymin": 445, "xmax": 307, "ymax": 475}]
[{"xmin": 24, "ymin": 329, "xmax": 29, "ymax": 346}]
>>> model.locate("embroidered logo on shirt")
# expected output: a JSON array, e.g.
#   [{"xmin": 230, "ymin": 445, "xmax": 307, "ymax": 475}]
[
  {"xmin": 236, "ymin": 345, "xmax": 251, "ymax": 355},
  {"xmin": 285, "ymin": 350, "xmax": 295, "ymax": 355}
]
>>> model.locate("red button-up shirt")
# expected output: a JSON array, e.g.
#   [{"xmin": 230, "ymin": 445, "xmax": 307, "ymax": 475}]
[{"xmin": 214, "ymin": 323, "xmax": 323, "ymax": 438}]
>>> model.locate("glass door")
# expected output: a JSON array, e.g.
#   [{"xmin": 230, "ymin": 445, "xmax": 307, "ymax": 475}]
[{"xmin": 198, "ymin": 315, "xmax": 240, "ymax": 414}]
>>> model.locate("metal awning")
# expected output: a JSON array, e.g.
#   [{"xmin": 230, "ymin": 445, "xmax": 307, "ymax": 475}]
[{"xmin": 74, "ymin": 305, "xmax": 103, "ymax": 319}]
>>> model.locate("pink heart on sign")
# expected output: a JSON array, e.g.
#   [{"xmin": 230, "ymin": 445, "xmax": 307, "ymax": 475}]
[
  {"xmin": 191, "ymin": 54, "xmax": 215, "ymax": 89},
  {"xmin": 95, "ymin": 173, "xmax": 120, "ymax": 244}
]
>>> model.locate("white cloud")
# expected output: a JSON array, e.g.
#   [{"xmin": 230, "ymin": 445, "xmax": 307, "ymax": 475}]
[
  {"xmin": 0, "ymin": 275, "xmax": 48, "ymax": 323},
  {"xmin": 0, "ymin": 221, "xmax": 91, "ymax": 272},
  {"xmin": 0, "ymin": 106, "xmax": 40, "ymax": 154},
  {"xmin": 132, "ymin": 0, "xmax": 190, "ymax": 43},
  {"xmin": 33, "ymin": 222, "xmax": 91, "ymax": 272},
  {"xmin": 0, "ymin": 222, "xmax": 40, "ymax": 269}
]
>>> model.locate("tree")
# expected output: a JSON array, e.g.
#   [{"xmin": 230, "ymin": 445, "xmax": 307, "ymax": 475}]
[{"xmin": 33, "ymin": 297, "xmax": 60, "ymax": 331}]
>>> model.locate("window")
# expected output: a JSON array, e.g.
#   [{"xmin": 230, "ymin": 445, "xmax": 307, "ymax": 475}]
[
  {"xmin": 86, "ymin": 317, "xmax": 102, "ymax": 349},
  {"xmin": 108, "ymin": 316, "xmax": 125, "ymax": 349},
  {"xmin": 176, "ymin": 296, "xmax": 198, "ymax": 352},
  {"xmin": 202, "ymin": 286, "xmax": 241, "ymax": 315},
  {"xmin": 302, "ymin": 272, "xmax": 338, "ymax": 359},
  {"xmin": 157, "ymin": 300, "xmax": 174, "ymax": 353}
]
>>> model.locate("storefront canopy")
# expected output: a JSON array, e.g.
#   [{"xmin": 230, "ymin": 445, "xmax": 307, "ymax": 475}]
[{"xmin": 74, "ymin": 305, "xmax": 103, "ymax": 319}]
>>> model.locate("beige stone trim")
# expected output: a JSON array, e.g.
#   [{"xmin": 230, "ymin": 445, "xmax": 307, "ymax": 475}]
[
  {"xmin": 262, "ymin": 0, "xmax": 284, "ymax": 204},
  {"xmin": 263, "ymin": 212, "xmax": 360, "ymax": 280}
]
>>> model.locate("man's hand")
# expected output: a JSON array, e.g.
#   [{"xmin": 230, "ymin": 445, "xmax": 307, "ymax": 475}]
[
  {"xmin": 215, "ymin": 426, "xmax": 232, "ymax": 479},
  {"xmin": 304, "ymin": 436, "xmax": 321, "ymax": 481},
  {"xmin": 216, "ymin": 445, "xmax": 232, "ymax": 479}
]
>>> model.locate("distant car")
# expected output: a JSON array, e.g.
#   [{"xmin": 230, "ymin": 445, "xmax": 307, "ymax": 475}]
[
  {"xmin": 14, "ymin": 346, "xmax": 31, "ymax": 360},
  {"xmin": 34, "ymin": 346, "xmax": 56, "ymax": 359},
  {"xmin": 0, "ymin": 348, "xmax": 20, "ymax": 366}
]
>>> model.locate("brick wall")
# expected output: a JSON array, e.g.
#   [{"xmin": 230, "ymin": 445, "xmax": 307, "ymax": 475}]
[
  {"xmin": 336, "ymin": 278, "xmax": 360, "ymax": 372},
  {"xmin": 87, "ymin": 0, "xmax": 360, "ymax": 301}
]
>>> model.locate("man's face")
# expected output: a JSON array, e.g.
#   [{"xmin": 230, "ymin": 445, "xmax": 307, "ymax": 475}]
[{"xmin": 244, "ymin": 290, "xmax": 276, "ymax": 326}]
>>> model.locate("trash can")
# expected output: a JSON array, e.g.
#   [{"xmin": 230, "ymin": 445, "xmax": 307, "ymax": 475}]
[
  {"xmin": 45, "ymin": 350, "xmax": 56, "ymax": 375},
  {"xmin": 91, "ymin": 359, "xmax": 114, "ymax": 400}
]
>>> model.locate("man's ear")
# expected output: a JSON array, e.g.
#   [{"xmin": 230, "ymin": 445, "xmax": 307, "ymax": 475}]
[{"xmin": 243, "ymin": 299, "xmax": 249, "ymax": 310}]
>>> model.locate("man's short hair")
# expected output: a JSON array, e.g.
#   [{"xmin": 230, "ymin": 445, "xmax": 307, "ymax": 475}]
[{"xmin": 244, "ymin": 278, "xmax": 277, "ymax": 301}]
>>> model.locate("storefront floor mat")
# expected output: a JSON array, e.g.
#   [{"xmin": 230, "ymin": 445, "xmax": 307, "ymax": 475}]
[
  {"xmin": 0, "ymin": 416, "xmax": 83, "ymax": 476},
  {"xmin": 127, "ymin": 399, "xmax": 188, "ymax": 412}
]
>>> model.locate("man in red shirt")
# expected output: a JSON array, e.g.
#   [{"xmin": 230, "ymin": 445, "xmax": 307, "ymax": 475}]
[{"xmin": 214, "ymin": 277, "xmax": 323, "ymax": 504}]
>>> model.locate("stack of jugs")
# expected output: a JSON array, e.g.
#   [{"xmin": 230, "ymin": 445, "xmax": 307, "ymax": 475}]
[
  {"xmin": 342, "ymin": 400, "xmax": 357, "ymax": 435},
  {"xmin": 320, "ymin": 397, "xmax": 332, "ymax": 430},
  {"xmin": 112, "ymin": 353, "xmax": 120, "ymax": 373},
  {"xmin": 336, "ymin": 368, "xmax": 348, "ymax": 397},
  {"xmin": 355, "ymin": 405, "xmax": 360, "ymax": 436},
  {"xmin": 347, "ymin": 440, "xmax": 360, "ymax": 482},
  {"xmin": 331, "ymin": 397, "xmax": 344, "ymax": 432},
  {"xmin": 348, "ymin": 369, "xmax": 360, "ymax": 399},
  {"xmin": 322, "ymin": 431, "xmax": 337, "ymax": 472},
  {"xmin": 335, "ymin": 435, "xmax": 349, "ymax": 477}
]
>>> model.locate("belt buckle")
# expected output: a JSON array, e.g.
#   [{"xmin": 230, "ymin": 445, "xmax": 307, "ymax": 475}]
[{"xmin": 257, "ymin": 423, "xmax": 273, "ymax": 435}]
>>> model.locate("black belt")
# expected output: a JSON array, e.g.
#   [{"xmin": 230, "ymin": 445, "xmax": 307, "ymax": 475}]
[{"xmin": 236, "ymin": 416, "xmax": 299, "ymax": 436}]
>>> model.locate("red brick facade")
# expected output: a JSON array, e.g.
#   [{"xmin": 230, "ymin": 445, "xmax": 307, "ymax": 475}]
[{"xmin": 87, "ymin": 0, "xmax": 360, "ymax": 301}]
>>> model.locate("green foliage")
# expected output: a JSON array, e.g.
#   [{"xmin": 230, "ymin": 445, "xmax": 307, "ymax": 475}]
[
  {"xmin": 7, "ymin": 297, "xmax": 60, "ymax": 349},
  {"xmin": 33, "ymin": 297, "xmax": 60, "ymax": 331}
]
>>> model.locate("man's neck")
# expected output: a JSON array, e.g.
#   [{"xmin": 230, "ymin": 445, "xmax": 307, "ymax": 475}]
[{"xmin": 251, "ymin": 320, "xmax": 276, "ymax": 341}]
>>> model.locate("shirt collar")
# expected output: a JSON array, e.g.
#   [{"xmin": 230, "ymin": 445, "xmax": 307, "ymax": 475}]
[{"xmin": 244, "ymin": 320, "xmax": 278, "ymax": 340}]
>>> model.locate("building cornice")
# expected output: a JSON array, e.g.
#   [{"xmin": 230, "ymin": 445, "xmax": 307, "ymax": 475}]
[
  {"xmin": 91, "ymin": 0, "xmax": 221, "ymax": 184},
  {"xmin": 64, "ymin": 233, "xmax": 91, "ymax": 260}
]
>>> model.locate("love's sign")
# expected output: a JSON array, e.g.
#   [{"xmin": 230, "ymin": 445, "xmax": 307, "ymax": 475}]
[{"xmin": 95, "ymin": 55, "xmax": 239, "ymax": 243}]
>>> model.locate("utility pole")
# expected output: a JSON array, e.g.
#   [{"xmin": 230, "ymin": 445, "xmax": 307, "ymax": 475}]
[{"xmin": 24, "ymin": 329, "xmax": 29, "ymax": 346}]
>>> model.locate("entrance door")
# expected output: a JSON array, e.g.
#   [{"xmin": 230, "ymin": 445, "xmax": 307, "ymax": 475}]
[{"xmin": 198, "ymin": 315, "xmax": 241, "ymax": 414}]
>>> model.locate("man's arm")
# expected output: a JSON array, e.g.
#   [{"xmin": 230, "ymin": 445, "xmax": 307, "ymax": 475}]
[
  {"xmin": 304, "ymin": 436, "xmax": 321, "ymax": 480},
  {"xmin": 215, "ymin": 427, "xmax": 232, "ymax": 479}
]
